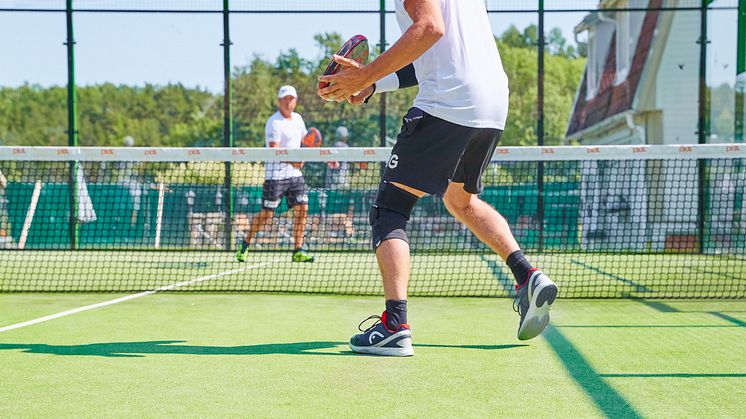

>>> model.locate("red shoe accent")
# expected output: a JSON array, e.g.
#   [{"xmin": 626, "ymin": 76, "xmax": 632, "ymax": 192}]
[
  {"xmin": 516, "ymin": 268, "xmax": 541, "ymax": 291},
  {"xmin": 380, "ymin": 311, "xmax": 409, "ymax": 332}
]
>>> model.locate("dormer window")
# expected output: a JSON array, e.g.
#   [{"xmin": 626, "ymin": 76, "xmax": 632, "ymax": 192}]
[
  {"xmin": 615, "ymin": 1, "xmax": 647, "ymax": 85},
  {"xmin": 581, "ymin": 15, "xmax": 614, "ymax": 100},
  {"xmin": 616, "ymin": 10, "xmax": 631, "ymax": 83},
  {"xmin": 587, "ymin": 27, "xmax": 600, "ymax": 98}
]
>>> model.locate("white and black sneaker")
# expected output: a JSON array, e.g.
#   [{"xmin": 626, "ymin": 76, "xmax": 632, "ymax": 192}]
[
  {"xmin": 515, "ymin": 270, "xmax": 558, "ymax": 340},
  {"xmin": 349, "ymin": 312, "xmax": 414, "ymax": 357}
]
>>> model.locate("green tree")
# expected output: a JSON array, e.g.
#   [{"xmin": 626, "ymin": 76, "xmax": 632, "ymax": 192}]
[
  {"xmin": 0, "ymin": 26, "xmax": 585, "ymax": 150},
  {"xmin": 0, "ymin": 84, "xmax": 67, "ymax": 146},
  {"xmin": 497, "ymin": 25, "xmax": 585, "ymax": 146}
]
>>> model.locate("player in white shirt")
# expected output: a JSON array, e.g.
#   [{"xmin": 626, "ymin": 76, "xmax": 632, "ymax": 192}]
[
  {"xmin": 236, "ymin": 85, "xmax": 315, "ymax": 263},
  {"xmin": 319, "ymin": 0, "xmax": 557, "ymax": 356}
]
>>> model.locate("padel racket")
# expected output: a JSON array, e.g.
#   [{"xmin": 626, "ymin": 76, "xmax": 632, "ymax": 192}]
[
  {"xmin": 303, "ymin": 127, "xmax": 323, "ymax": 148},
  {"xmin": 318, "ymin": 35, "xmax": 369, "ymax": 90}
]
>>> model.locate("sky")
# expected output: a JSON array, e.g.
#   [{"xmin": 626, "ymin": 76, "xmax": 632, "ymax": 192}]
[{"xmin": 0, "ymin": 7, "xmax": 739, "ymax": 92}]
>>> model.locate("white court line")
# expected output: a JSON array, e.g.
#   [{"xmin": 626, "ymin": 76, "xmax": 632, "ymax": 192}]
[{"xmin": 0, "ymin": 261, "xmax": 275, "ymax": 333}]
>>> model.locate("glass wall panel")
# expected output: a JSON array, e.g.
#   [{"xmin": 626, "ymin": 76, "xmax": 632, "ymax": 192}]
[
  {"xmin": 0, "ymin": 12, "xmax": 67, "ymax": 146},
  {"xmin": 75, "ymin": 11, "xmax": 223, "ymax": 147},
  {"xmin": 231, "ymin": 12, "xmax": 380, "ymax": 147},
  {"xmin": 707, "ymin": 3, "xmax": 738, "ymax": 143}
]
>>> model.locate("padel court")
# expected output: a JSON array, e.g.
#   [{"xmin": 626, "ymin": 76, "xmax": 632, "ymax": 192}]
[{"xmin": 1, "ymin": 291, "xmax": 744, "ymax": 417}]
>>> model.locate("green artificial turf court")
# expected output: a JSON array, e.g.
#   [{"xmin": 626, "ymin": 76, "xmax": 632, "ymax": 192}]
[{"xmin": 1, "ymin": 293, "xmax": 744, "ymax": 417}]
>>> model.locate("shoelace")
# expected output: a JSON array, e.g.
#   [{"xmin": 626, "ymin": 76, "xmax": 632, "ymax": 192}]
[
  {"xmin": 514, "ymin": 281, "xmax": 529, "ymax": 316},
  {"xmin": 358, "ymin": 315, "xmax": 382, "ymax": 333}
]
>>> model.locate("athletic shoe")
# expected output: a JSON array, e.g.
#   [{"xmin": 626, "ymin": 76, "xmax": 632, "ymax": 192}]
[
  {"xmin": 292, "ymin": 248, "xmax": 315, "ymax": 263},
  {"xmin": 236, "ymin": 241, "xmax": 250, "ymax": 262},
  {"xmin": 515, "ymin": 269, "xmax": 558, "ymax": 341},
  {"xmin": 349, "ymin": 312, "xmax": 414, "ymax": 357}
]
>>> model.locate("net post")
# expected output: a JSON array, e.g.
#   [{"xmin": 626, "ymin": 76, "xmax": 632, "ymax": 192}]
[
  {"xmin": 697, "ymin": 0, "xmax": 709, "ymax": 254},
  {"xmin": 536, "ymin": 0, "xmax": 546, "ymax": 252},
  {"xmin": 65, "ymin": 0, "xmax": 78, "ymax": 250},
  {"xmin": 222, "ymin": 0, "xmax": 234, "ymax": 252},
  {"xmin": 379, "ymin": 0, "xmax": 387, "ymax": 147}
]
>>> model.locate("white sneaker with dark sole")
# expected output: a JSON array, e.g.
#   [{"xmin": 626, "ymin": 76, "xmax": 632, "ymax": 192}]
[{"xmin": 515, "ymin": 270, "xmax": 558, "ymax": 340}]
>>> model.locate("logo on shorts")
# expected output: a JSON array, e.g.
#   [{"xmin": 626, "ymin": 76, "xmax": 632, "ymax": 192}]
[
  {"xmin": 263, "ymin": 200, "xmax": 280, "ymax": 209},
  {"xmin": 387, "ymin": 154, "xmax": 399, "ymax": 169}
]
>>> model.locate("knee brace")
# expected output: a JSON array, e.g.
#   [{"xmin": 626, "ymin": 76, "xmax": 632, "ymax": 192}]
[{"xmin": 369, "ymin": 182, "xmax": 419, "ymax": 250}]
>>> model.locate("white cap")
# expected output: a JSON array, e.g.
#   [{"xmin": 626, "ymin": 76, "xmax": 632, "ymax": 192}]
[
  {"xmin": 277, "ymin": 85, "xmax": 297, "ymax": 99},
  {"xmin": 335, "ymin": 126, "xmax": 349, "ymax": 139}
]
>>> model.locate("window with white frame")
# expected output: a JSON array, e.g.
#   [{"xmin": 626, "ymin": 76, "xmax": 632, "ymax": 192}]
[
  {"xmin": 616, "ymin": 10, "xmax": 631, "ymax": 83},
  {"xmin": 615, "ymin": 0, "xmax": 647, "ymax": 85},
  {"xmin": 587, "ymin": 27, "xmax": 599, "ymax": 98},
  {"xmin": 585, "ymin": 15, "xmax": 615, "ymax": 100}
]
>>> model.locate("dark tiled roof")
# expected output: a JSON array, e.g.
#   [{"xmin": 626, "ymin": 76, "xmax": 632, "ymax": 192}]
[{"xmin": 566, "ymin": 0, "xmax": 662, "ymax": 137}]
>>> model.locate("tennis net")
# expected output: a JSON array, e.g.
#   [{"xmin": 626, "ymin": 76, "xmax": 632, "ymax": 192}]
[{"xmin": 0, "ymin": 144, "xmax": 744, "ymax": 298}]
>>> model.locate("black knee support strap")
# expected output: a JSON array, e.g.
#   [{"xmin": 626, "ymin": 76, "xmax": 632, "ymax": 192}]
[
  {"xmin": 374, "ymin": 182, "xmax": 419, "ymax": 219},
  {"xmin": 369, "ymin": 182, "xmax": 419, "ymax": 250}
]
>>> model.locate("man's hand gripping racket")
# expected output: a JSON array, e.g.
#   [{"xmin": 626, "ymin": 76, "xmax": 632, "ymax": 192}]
[{"xmin": 317, "ymin": 35, "xmax": 373, "ymax": 104}]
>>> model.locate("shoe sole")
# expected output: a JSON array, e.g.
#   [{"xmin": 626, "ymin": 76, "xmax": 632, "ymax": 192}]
[
  {"xmin": 517, "ymin": 275, "xmax": 558, "ymax": 341},
  {"xmin": 348, "ymin": 343, "xmax": 414, "ymax": 357}
]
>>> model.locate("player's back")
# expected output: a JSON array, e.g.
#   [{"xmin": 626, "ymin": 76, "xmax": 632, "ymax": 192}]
[{"xmin": 395, "ymin": 0, "xmax": 509, "ymax": 130}]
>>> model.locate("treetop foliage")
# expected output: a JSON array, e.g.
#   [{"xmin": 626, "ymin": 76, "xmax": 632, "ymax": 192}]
[{"xmin": 0, "ymin": 25, "xmax": 585, "ymax": 148}]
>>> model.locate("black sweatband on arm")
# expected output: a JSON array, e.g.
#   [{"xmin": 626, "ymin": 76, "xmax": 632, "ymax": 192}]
[{"xmin": 395, "ymin": 64, "xmax": 418, "ymax": 89}]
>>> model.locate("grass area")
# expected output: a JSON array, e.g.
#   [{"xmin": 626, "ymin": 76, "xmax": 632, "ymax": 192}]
[
  {"xmin": 1, "ymin": 251, "xmax": 745, "ymax": 298},
  {"xmin": 0, "ymin": 294, "xmax": 744, "ymax": 417}
]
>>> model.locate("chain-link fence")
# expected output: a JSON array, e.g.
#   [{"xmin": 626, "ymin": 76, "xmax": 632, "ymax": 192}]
[
  {"xmin": 0, "ymin": 0, "xmax": 740, "ymax": 149},
  {"xmin": 0, "ymin": 1, "xmax": 741, "ymax": 251}
]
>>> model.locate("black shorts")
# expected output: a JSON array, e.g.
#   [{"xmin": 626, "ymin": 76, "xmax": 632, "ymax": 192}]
[
  {"xmin": 382, "ymin": 107, "xmax": 503, "ymax": 196},
  {"xmin": 262, "ymin": 177, "xmax": 308, "ymax": 210}
]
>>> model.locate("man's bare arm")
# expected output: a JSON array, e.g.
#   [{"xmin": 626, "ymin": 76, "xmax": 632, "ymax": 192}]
[
  {"xmin": 317, "ymin": 0, "xmax": 444, "ymax": 101},
  {"xmin": 361, "ymin": 0, "xmax": 444, "ymax": 85}
]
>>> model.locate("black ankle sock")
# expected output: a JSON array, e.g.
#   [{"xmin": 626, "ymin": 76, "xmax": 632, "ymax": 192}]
[
  {"xmin": 385, "ymin": 299, "xmax": 407, "ymax": 330},
  {"xmin": 507, "ymin": 250, "xmax": 534, "ymax": 287}
]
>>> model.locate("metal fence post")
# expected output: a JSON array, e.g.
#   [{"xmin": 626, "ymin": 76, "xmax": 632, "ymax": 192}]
[
  {"xmin": 537, "ymin": 0, "xmax": 546, "ymax": 252},
  {"xmin": 379, "ymin": 0, "xmax": 387, "ymax": 147},
  {"xmin": 66, "ymin": 0, "xmax": 78, "ymax": 250},
  {"xmin": 223, "ymin": 0, "xmax": 234, "ymax": 251},
  {"xmin": 697, "ymin": 0, "xmax": 709, "ymax": 254},
  {"xmin": 736, "ymin": 0, "xmax": 745, "ymax": 143}
]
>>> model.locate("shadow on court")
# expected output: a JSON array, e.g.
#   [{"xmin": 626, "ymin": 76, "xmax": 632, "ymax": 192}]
[
  {"xmin": 0, "ymin": 341, "xmax": 527, "ymax": 358},
  {"xmin": 599, "ymin": 373, "xmax": 746, "ymax": 378},
  {"xmin": 635, "ymin": 300, "xmax": 746, "ymax": 327}
]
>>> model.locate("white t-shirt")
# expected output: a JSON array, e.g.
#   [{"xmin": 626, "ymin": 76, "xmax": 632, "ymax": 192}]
[
  {"xmin": 265, "ymin": 111, "xmax": 307, "ymax": 180},
  {"xmin": 395, "ymin": 0, "xmax": 509, "ymax": 129}
]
